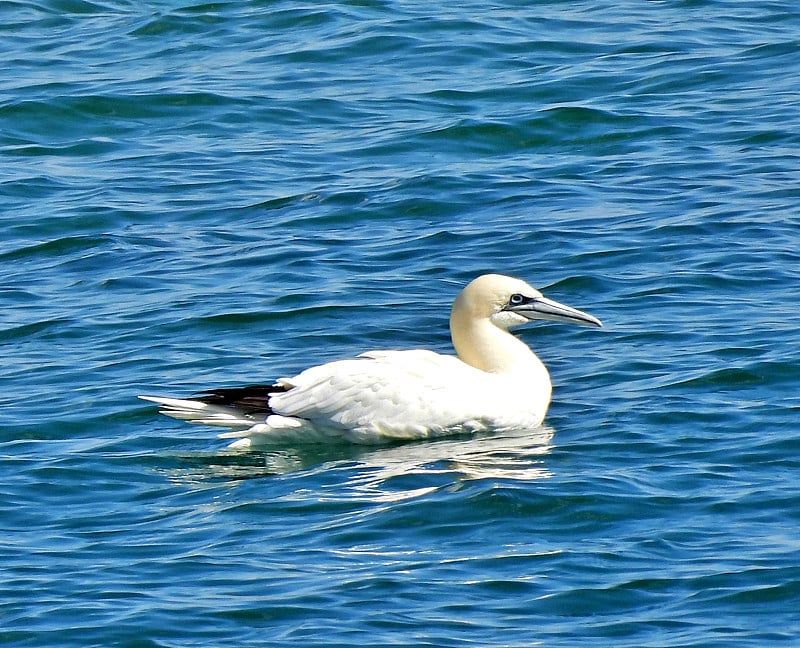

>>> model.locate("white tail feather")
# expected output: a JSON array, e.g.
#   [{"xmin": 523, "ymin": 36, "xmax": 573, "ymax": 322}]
[
  {"xmin": 139, "ymin": 395, "xmax": 208, "ymax": 411},
  {"xmin": 139, "ymin": 395, "xmax": 257, "ymax": 429}
]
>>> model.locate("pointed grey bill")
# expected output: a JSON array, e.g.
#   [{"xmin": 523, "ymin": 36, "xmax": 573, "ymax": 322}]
[{"xmin": 510, "ymin": 295, "xmax": 603, "ymax": 328}]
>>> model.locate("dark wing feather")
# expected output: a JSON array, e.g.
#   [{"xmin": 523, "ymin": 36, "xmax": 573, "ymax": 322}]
[{"xmin": 196, "ymin": 384, "xmax": 289, "ymax": 416}]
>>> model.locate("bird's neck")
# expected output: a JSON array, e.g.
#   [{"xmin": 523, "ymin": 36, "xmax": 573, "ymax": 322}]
[{"xmin": 451, "ymin": 315, "xmax": 549, "ymax": 379}]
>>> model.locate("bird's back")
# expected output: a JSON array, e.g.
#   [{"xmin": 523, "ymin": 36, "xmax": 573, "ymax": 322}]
[{"xmin": 264, "ymin": 349, "xmax": 549, "ymax": 443}]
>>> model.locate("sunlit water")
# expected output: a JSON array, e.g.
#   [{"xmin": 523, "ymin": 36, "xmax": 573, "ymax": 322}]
[{"xmin": 2, "ymin": 1, "xmax": 800, "ymax": 646}]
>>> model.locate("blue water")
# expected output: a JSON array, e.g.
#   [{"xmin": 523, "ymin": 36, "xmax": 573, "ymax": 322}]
[{"xmin": 3, "ymin": 1, "xmax": 800, "ymax": 645}]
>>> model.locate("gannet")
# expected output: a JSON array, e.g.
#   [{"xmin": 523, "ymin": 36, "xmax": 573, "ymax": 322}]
[{"xmin": 140, "ymin": 274, "xmax": 602, "ymax": 448}]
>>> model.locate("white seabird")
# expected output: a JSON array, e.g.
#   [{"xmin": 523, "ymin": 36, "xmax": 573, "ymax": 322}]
[{"xmin": 140, "ymin": 274, "xmax": 602, "ymax": 448}]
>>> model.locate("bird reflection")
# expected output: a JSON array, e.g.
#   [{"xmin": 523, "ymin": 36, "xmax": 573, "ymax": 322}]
[{"xmin": 168, "ymin": 426, "xmax": 554, "ymax": 499}]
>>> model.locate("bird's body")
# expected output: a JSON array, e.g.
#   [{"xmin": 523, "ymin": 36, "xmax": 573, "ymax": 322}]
[{"xmin": 140, "ymin": 274, "xmax": 601, "ymax": 448}]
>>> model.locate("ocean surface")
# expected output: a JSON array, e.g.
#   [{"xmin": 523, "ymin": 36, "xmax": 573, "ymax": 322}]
[{"xmin": 2, "ymin": 1, "xmax": 800, "ymax": 646}]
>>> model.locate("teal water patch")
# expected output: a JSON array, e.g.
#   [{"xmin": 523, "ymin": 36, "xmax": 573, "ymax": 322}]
[{"xmin": 2, "ymin": 0, "xmax": 800, "ymax": 646}]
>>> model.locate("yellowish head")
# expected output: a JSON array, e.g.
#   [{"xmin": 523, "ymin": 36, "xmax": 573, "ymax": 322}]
[{"xmin": 452, "ymin": 274, "xmax": 602, "ymax": 331}]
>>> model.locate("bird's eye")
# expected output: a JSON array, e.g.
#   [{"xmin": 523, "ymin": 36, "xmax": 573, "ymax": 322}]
[{"xmin": 509, "ymin": 293, "xmax": 525, "ymax": 306}]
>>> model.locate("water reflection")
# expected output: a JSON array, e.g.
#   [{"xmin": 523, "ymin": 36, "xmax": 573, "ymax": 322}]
[
  {"xmin": 339, "ymin": 426, "xmax": 555, "ymax": 503},
  {"xmin": 357, "ymin": 426, "xmax": 554, "ymax": 482},
  {"xmin": 169, "ymin": 426, "xmax": 554, "ymax": 492}
]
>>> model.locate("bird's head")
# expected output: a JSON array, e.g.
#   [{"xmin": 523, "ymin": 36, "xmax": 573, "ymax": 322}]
[{"xmin": 453, "ymin": 274, "xmax": 603, "ymax": 332}]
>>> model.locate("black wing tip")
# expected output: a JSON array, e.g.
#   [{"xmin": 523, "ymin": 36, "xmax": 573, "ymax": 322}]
[{"xmin": 195, "ymin": 384, "xmax": 289, "ymax": 415}]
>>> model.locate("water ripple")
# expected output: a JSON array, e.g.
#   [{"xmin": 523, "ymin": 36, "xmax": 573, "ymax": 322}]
[{"xmin": 2, "ymin": 0, "xmax": 800, "ymax": 645}]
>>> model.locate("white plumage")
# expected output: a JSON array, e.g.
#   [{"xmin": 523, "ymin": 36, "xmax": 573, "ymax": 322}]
[{"xmin": 140, "ymin": 274, "xmax": 602, "ymax": 448}]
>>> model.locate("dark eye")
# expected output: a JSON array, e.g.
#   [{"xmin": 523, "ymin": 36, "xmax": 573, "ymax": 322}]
[{"xmin": 509, "ymin": 293, "xmax": 525, "ymax": 306}]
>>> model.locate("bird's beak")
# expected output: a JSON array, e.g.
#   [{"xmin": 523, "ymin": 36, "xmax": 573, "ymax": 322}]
[{"xmin": 509, "ymin": 295, "xmax": 603, "ymax": 328}]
